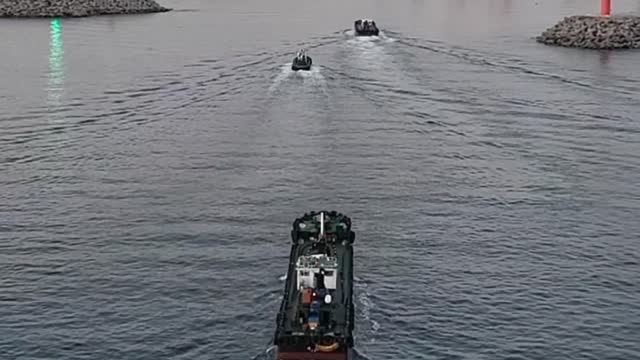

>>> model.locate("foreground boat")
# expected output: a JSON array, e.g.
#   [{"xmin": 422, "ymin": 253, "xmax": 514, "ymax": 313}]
[{"xmin": 273, "ymin": 211, "xmax": 355, "ymax": 360}]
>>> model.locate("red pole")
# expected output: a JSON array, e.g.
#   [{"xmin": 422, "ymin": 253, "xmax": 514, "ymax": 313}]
[{"xmin": 601, "ymin": 0, "xmax": 611, "ymax": 16}]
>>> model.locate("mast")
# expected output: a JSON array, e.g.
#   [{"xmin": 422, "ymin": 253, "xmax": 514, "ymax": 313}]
[{"xmin": 320, "ymin": 212, "xmax": 325, "ymax": 238}]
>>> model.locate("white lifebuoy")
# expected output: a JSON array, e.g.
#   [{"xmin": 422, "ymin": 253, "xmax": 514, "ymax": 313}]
[{"xmin": 324, "ymin": 294, "xmax": 332, "ymax": 304}]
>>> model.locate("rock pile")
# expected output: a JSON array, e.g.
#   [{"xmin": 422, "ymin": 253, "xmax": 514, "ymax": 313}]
[
  {"xmin": 0, "ymin": 0, "xmax": 171, "ymax": 17},
  {"xmin": 537, "ymin": 15, "xmax": 640, "ymax": 49}
]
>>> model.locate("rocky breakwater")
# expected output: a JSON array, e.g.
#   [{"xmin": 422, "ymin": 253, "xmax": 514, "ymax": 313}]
[
  {"xmin": 0, "ymin": 0, "xmax": 171, "ymax": 17},
  {"xmin": 537, "ymin": 15, "xmax": 640, "ymax": 49}
]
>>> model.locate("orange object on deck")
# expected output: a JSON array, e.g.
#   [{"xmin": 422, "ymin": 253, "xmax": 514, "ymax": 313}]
[{"xmin": 315, "ymin": 342, "xmax": 340, "ymax": 352}]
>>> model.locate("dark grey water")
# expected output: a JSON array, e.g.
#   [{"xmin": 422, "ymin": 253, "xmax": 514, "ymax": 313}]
[{"xmin": 2, "ymin": 0, "xmax": 640, "ymax": 359}]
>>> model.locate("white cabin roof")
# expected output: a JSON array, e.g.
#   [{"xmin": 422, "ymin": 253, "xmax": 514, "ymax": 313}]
[{"xmin": 296, "ymin": 254, "xmax": 338, "ymax": 269}]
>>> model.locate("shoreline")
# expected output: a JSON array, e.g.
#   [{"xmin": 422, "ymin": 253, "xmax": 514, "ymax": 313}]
[
  {"xmin": 537, "ymin": 15, "xmax": 640, "ymax": 49},
  {"xmin": 0, "ymin": 0, "xmax": 171, "ymax": 18}
]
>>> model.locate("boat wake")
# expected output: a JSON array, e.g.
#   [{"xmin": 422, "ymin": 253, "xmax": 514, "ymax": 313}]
[
  {"xmin": 267, "ymin": 64, "xmax": 292, "ymax": 93},
  {"xmin": 249, "ymin": 344, "xmax": 276, "ymax": 360},
  {"xmin": 350, "ymin": 278, "xmax": 379, "ymax": 360},
  {"xmin": 353, "ymin": 348, "xmax": 375, "ymax": 360},
  {"xmin": 341, "ymin": 37, "xmax": 397, "ymax": 79},
  {"xmin": 347, "ymin": 37, "xmax": 385, "ymax": 65},
  {"xmin": 355, "ymin": 279, "xmax": 380, "ymax": 340},
  {"xmin": 343, "ymin": 29, "xmax": 396, "ymax": 43},
  {"xmin": 268, "ymin": 63, "xmax": 328, "ymax": 96}
]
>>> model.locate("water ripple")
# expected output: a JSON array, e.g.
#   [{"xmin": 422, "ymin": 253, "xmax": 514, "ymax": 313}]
[{"xmin": 2, "ymin": 2, "xmax": 639, "ymax": 360}]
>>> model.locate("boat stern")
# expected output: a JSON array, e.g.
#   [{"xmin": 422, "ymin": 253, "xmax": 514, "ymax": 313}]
[{"xmin": 275, "ymin": 346, "xmax": 352, "ymax": 360}]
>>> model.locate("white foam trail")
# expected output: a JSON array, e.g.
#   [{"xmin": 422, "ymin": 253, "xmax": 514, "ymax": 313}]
[
  {"xmin": 345, "ymin": 29, "xmax": 395, "ymax": 42},
  {"xmin": 279, "ymin": 274, "xmax": 287, "ymax": 281},
  {"xmin": 379, "ymin": 31, "xmax": 396, "ymax": 43},
  {"xmin": 347, "ymin": 37, "xmax": 387, "ymax": 72},
  {"xmin": 250, "ymin": 344, "xmax": 276, "ymax": 360},
  {"xmin": 345, "ymin": 30, "xmax": 398, "ymax": 78},
  {"xmin": 354, "ymin": 279, "xmax": 379, "ymax": 346},
  {"xmin": 269, "ymin": 63, "xmax": 328, "ymax": 97},
  {"xmin": 268, "ymin": 64, "xmax": 293, "ymax": 93},
  {"xmin": 297, "ymin": 66, "xmax": 328, "ymax": 96}
]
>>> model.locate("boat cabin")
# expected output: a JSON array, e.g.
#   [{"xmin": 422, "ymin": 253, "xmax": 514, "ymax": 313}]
[{"xmin": 295, "ymin": 254, "xmax": 338, "ymax": 290}]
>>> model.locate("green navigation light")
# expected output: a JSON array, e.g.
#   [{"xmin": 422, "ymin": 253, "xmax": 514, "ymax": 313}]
[{"xmin": 48, "ymin": 18, "xmax": 64, "ymax": 115}]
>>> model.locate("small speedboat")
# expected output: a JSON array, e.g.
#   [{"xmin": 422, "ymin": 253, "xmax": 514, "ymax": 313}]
[
  {"xmin": 291, "ymin": 49, "xmax": 312, "ymax": 71},
  {"xmin": 354, "ymin": 19, "xmax": 379, "ymax": 36}
]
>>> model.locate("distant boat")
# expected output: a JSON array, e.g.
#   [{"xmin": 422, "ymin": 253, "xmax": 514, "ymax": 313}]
[
  {"xmin": 292, "ymin": 49, "xmax": 313, "ymax": 71},
  {"xmin": 354, "ymin": 19, "xmax": 379, "ymax": 36}
]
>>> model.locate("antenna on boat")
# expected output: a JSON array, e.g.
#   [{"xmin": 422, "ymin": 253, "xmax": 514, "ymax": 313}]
[{"xmin": 320, "ymin": 212, "xmax": 325, "ymax": 238}]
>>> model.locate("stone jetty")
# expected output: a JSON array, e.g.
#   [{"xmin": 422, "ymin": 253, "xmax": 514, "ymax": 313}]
[
  {"xmin": 0, "ymin": 0, "xmax": 171, "ymax": 17},
  {"xmin": 537, "ymin": 15, "xmax": 640, "ymax": 49}
]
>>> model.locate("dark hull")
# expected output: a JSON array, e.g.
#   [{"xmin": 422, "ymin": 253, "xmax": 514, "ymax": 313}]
[
  {"xmin": 354, "ymin": 28, "xmax": 379, "ymax": 36},
  {"xmin": 273, "ymin": 211, "xmax": 355, "ymax": 360},
  {"xmin": 276, "ymin": 347, "xmax": 353, "ymax": 360},
  {"xmin": 292, "ymin": 57, "xmax": 313, "ymax": 71},
  {"xmin": 353, "ymin": 20, "xmax": 379, "ymax": 36}
]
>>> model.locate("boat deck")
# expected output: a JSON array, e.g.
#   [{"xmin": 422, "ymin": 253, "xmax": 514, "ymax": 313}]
[
  {"xmin": 273, "ymin": 211, "xmax": 355, "ymax": 352},
  {"xmin": 283, "ymin": 240, "xmax": 351, "ymax": 335}
]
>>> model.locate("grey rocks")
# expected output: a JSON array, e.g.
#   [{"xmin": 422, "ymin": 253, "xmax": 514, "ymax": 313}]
[
  {"xmin": 0, "ymin": 0, "xmax": 171, "ymax": 17},
  {"xmin": 537, "ymin": 15, "xmax": 640, "ymax": 49}
]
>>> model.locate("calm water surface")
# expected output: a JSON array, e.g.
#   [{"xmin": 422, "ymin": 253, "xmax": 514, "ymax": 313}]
[{"xmin": 1, "ymin": 0, "xmax": 639, "ymax": 359}]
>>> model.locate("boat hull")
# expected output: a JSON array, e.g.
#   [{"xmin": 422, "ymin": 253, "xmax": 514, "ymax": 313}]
[
  {"xmin": 292, "ymin": 57, "xmax": 312, "ymax": 71},
  {"xmin": 273, "ymin": 211, "xmax": 355, "ymax": 360},
  {"xmin": 354, "ymin": 29, "xmax": 379, "ymax": 36},
  {"xmin": 353, "ymin": 19, "xmax": 379, "ymax": 36},
  {"xmin": 292, "ymin": 64, "xmax": 311, "ymax": 71},
  {"xmin": 276, "ymin": 347, "xmax": 352, "ymax": 360}
]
